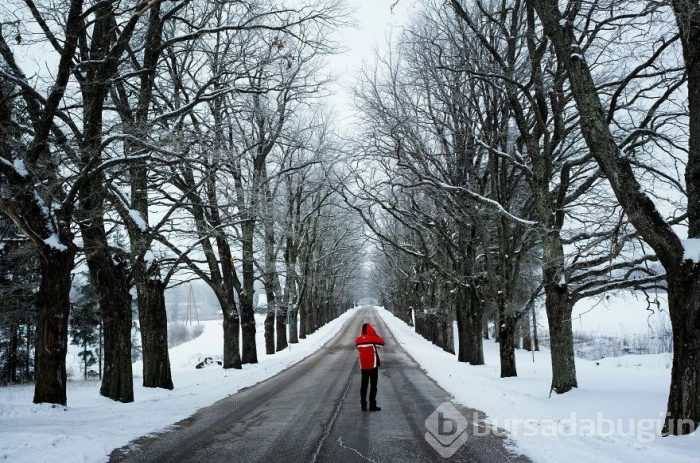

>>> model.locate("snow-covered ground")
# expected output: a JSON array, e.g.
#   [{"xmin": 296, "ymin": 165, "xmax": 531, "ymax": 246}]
[
  {"xmin": 0, "ymin": 310, "xmax": 356, "ymax": 463},
  {"xmin": 376, "ymin": 306, "xmax": 700, "ymax": 463}
]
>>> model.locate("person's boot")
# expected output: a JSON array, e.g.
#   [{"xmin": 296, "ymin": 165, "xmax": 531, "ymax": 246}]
[
  {"xmin": 361, "ymin": 402, "xmax": 367, "ymax": 411},
  {"xmin": 369, "ymin": 404, "xmax": 381, "ymax": 412}
]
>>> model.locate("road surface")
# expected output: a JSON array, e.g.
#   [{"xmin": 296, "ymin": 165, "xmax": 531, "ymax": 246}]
[{"xmin": 110, "ymin": 307, "xmax": 529, "ymax": 462}]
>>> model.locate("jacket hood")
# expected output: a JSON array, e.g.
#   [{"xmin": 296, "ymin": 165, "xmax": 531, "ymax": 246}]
[
  {"xmin": 355, "ymin": 323, "xmax": 385, "ymax": 347},
  {"xmin": 361, "ymin": 323, "xmax": 378, "ymax": 337}
]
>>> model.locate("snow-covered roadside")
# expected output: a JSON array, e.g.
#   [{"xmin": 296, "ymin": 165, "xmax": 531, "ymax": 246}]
[
  {"xmin": 375, "ymin": 306, "xmax": 700, "ymax": 463},
  {"xmin": 0, "ymin": 309, "xmax": 356, "ymax": 463}
]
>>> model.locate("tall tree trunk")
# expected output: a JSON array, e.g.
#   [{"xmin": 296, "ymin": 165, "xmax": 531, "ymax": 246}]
[
  {"xmin": 202, "ymin": 163, "xmax": 242, "ymax": 370},
  {"xmin": 221, "ymin": 296, "xmax": 241, "ymax": 369},
  {"xmin": 7, "ymin": 323, "xmax": 18, "ymax": 383},
  {"xmin": 240, "ymin": 219, "xmax": 257, "ymax": 363},
  {"xmin": 276, "ymin": 302, "xmax": 288, "ymax": 351},
  {"xmin": 532, "ymin": 306, "xmax": 539, "ymax": 351},
  {"xmin": 261, "ymin": 173, "xmax": 285, "ymax": 353},
  {"xmin": 289, "ymin": 307, "xmax": 299, "ymax": 344},
  {"xmin": 136, "ymin": 277, "xmax": 172, "ymax": 389},
  {"xmin": 77, "ymin": 3, "xmax": 135, "ymax": 403},
  {"xmin": 298, "ymin": 299, "xmax": 307, "ymax": 340},
  {"xmin": 126, "ymin": 0, "xmax": 172, "ymax": 391},
  {"xmin": 24, "ymin": 322, "xmax": 31, "ymax": 382},
  {"xmin": 543, "ymin": 233, "xmax": 576, "ymax": 393},
  {"xmin": 98, "ymin": 320, "xmax": 102, "ymax": 379},
  {"xmin": 128, "ymin": 211, "xmax": 172, "ymax": 391},
  {"xmin": 547, "ymin": 293, "xmax": 577, "ymax": 393},
  {"xmin": 498, "ymin": 297, "xmax": 517, "ymax": 377},
  {"xmin": 278, "ymin": 283, "xmax": 289, "ymax": 351},
  {"xmin": 79, "ymin": 87, "xmax": 134, "ymax": 402},
  {"xmin": 493, "ymin": 307, "xmax": 500, "ymax": 343},
  {"xmin": 82, "ymin": 338, "xmax": 88, "ymax": 381},
  {"xmin": 309, "ymin": 278, "xmax": 318, "ymax": 335},
  {"xmin": 33, "ymin": 249, "xmax": 74, "ymax": 404},
  {"xmin": 442, "ymin": 312, "xmax": 454, "ymax": 354},
  {"xmin": 79, "ymin": 153, "xmax": 134, "ymax": 404},
  {"xmin": 263, "ymin": 282, "xmax": 276, "ymax": 355},
  {"xmin": 665, "ymin": 267, "xmax": 700, "ymax": 434},
  {"xmin": 455, "ymin": 286, "xmax": 484, "ymax": 365},
  {"xmin": 82, "ymin": 238, "xmax": 134, "ymax": 403},
  {"xmin": 522, "ymin": 307, "xmax": 533, "ymax": 352},
  {"xmin": 288, "ymin": 249, "xmax": 300, "ymax": 344},
  {"xmin": 664, "ymin": 0, "xmax": 700, "ymax": 434}
]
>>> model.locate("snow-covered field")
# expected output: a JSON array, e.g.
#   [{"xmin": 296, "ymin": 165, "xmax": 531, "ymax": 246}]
[
  {"xmin": 544, "ymin": 293, "xmax": 673, "ymax": 360},
  {"xmin": 567, "ymin": 292, "xmax": 670, "ymax": 337},
  {"xmin": 0, "ymin": 310, "xmax": 355, "ymax": 463},
  {"xmin": 376, "ymin": 306, "xmax": 700, "ymax": 463}
]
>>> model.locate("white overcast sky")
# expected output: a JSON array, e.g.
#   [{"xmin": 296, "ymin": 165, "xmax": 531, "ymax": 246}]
[{"xmin": 325, "ymin": 0, "xmax": 420, "ymax": 128}]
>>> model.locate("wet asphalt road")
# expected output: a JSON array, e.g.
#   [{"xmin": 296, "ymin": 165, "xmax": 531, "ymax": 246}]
[{"xmin": 110, "ymin": 307, "xmax": 530, "ymax": 463}]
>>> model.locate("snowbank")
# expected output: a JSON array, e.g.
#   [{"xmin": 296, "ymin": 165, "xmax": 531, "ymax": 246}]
[
  {"xmin": 375, "ymin": 306, "xmax": 700, "ymax": 463},
  {"xmin": 0, "ymin": 310, "xmax": 356, "ymax": 463}
]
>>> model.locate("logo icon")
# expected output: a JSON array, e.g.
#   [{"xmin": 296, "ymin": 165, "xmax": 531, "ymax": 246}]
[{"xmin": 424, "ymin": 402, "xmax": 470, "ymax": 458}]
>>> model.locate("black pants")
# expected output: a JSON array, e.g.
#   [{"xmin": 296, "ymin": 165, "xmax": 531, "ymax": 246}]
[{"xmin": 360, "ymin": 368, "xmax": 378, "ymax": 407}]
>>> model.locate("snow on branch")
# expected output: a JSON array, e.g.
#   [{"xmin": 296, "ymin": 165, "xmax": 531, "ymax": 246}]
[
  {"xmin": 0, "ymin": 156, "xmax": 29, "ymax": 179},
  {"xmin": 419, "ymin": 178, "xmax": 538, "ymax": 227},
  {"xmin": 128, "ymin": 209, "xmax": 148, "ymax": 232},
  {"xmin": 43, "ymin": 233, "xmax": 68, "ymax": 252}
]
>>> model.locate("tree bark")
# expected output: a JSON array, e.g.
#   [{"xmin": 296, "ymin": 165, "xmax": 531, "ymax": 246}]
[
  {"xmin": 79, "ymin": 142, "xmax": 134, "ymax": 404},
  {"xmin": 276, "ymin": 304, "xmax": 288, "ymax": 351},
  {"xmin": 33, "ymin": 249, "xmax": 73, "ymax": 405},
  {"xmin": 546, "ymin": 292, "xmax": 577, "ymax": 393},
  {"xmin": 522, "ymin": 307, "xmax": 533, "ymax": 352},
  {"xmin": 664, "ymin": 267, "xmax": 700, "ymax": 434},
  {"xmin": 289, "ymin": 306, "xmax": 299, "ymax": 344},
  {"xmin": 83, "ymin": 241, "xmax": 134, "ymax": 403},
  {"xmin": 455, "ymin": 286, "xmax": 484, "ymax": 365},
  {"xmin": 532, "ymin": 304, "xmax": 539, "ymax": 351},
  {"xmin": 261, "ymin": 172, "xmax": 285, "ymax": 353},
  {"xmin": 221, "ymin": 296, "xmax": 242, "ymax": 369},
  {"xmin": 298, "ymin": 299, "xmax": 307, "ymax": 340},
  {"xmin": 263, "ymin": 281, "xmax": 276, "ymax": 355},
  {"xmin": 498, "ymin": 311, "xmax": 517, "ymax": 378},
  {"xmin": 240, "ymin": 219, "xmax": 258, "ymax": 363},
  {"xmin": 543, "ymin": 234, "xmax": 577, "ymax": 393},
  {"xmin": 79, "ymin": 121, "xmax": 134, "ymax": 404},
  {"xmin": 288, "ymin": 249, "xmax": 301, "ymax": 344},
  {"xmin": 24, "ymin": 322, "xmax": 31, "ymax": 382},
  {"xmin": 136, "ymin": 277, "xmax": 173, "ymax": 389},
  {"xmin": 6, "ymin": 323, "xmax": 18, "ymax": 383}
]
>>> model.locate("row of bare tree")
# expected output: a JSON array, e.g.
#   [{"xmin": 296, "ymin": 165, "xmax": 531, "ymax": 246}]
[
  {"xmin": 0, "ymin": 0, "xmax": 364, "ymax": 406},
  {"xmin": 348, "ymin": 0, "xmax": 698, "ymax": 435}
]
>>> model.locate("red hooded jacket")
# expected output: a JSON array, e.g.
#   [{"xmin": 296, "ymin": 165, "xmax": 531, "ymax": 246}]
[{"xmin": 355, "ymin": 323, "xmax": 385, "ymax": 370}]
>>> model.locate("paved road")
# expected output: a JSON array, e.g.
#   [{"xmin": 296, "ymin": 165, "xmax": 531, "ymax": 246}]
[{"xmin": 111, "ymin": 308, "xmax": 529, "ymax": 463}]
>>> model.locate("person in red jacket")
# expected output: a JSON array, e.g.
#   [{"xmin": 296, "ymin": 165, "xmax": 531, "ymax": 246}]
[{"xmin": 355, "ymin": 323, "xmax": 385, "ymax": 411}]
